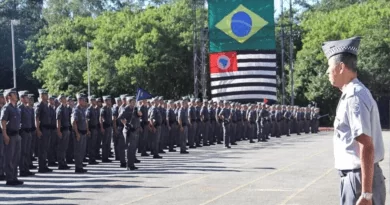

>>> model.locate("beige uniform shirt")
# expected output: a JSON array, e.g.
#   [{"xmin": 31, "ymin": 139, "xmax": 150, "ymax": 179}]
[{"xmin": 333, "ymin": 78, "xmax": 384, "ymax": 170}]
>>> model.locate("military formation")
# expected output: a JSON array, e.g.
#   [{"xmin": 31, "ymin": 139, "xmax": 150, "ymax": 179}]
[{"xmin": 0, "ymin": 88, "xmax": 321, "ymax": 186}]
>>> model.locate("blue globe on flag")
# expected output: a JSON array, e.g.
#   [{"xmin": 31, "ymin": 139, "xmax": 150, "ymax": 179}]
[{"xmin": 217, "ymin": 55, "xmax": 231, "ymax": 70}]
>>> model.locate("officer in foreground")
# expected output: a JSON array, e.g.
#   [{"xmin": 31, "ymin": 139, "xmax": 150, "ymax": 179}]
[{"xmin": 322, "ymin": 36, "xmax": 386, "ymax": 205}]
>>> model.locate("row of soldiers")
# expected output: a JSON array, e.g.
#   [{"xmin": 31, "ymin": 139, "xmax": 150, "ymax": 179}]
[{"xmin": 0, "ymin": 88, "xmax": 320, "ymax": 186}]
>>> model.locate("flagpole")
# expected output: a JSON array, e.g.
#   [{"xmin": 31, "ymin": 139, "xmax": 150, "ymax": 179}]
[{"xmin": 280, "ymin": 0, "xmax": 286, "ymax": 105}]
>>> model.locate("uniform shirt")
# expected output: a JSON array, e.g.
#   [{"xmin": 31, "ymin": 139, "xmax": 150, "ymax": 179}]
[
  {"xmin": 178, "ymin": 107, "xmax": 189, "ymax": 126},
  {"xmin": 35, "ymin": 101, "xmax": 51, "ymax": 126},
  {"xmin": 149, "ymin": 106, "xmax": 162, "ymax": 126},
  {"xmin": 159, "ymin": 107, "xmax": 167, "ymax": 124},
  {"xmin": 270, "ymin": 111, "xmax": 276, "ymax": 121},
  {"xmin": 72, "ymin": 105, "xmax": 87, "ymax": 131},
  {"xmin": 195, "ymin": 106, "xmax": 201, "ymax": 120},
  {"xmin": 189, "ymin": 106, "xmax": 196, "ymax": 121},
  {"xmin": 86, "ymin": 105, "xmax": 98, "ymax": 128},
  {"xmin": 231, "ymin": 108, "xmax": 237, "ymax": 122},
  {"xmin": 242, "ymin": 110, "xmax": 247, "ymax": 121},
  {"xmin": 200, "ymin": 106, "xmax": 209, "ymax": 121},
  {"xmin": 305, "ymin": 112, "xmax": 311, "ymax": 121},
  {"xmin": 219, "ymin": 108, "xmax": 231, "ymax": 123},
  {"xmin": 334, "ymin": 78, "xmax": 385, "ymax": 170},
  {"xmin": 29, "ymin": 106, "xmax": 35, "ymax": 129},
  {"xmin": 236, "ymin": 109, "xmax": 242, "ymax": 121},
  {"xmin": 167, "ymin": 108, "xmax": 176, "ymax": 123},
  {"xmin": 140, "ymin": 105, "xmax": 149, "ymax": 122},
  {"xmin": 100, "ymin": 106, "xmax": 113, "ymax": 125},
  {"xmin": 276, "ymin": 111, "xmax": 282, "ymax": 121},
  {"xmin": 50, "ymin": 105, "xmax": 57, "ymax": 127},
  {"xmin": 112, "ymin": 105, "xmax": 121, "ymax": 127},
  {"xmin": 67, "ymin": 105, "xmax": 73, "ymax": 126},
  {"xmin": 284, "ymin": 111, "xmax": 292, "ymax": 120},
  {"xmin": 19, "ymin": 104, "xmax": 33, "ymax": 129},
  {"xmin": 248, "ymin": 110, "xmax": 256, "ymax": 123},
  {"xmin": 216, "ymin": 107, "xmax": 222, "ymax": 122},
  {"xmin": 209, "ymin": 106, "xmax": 216, "ymax": 121},
  {"xmin": 57, "ymin": 104, "xmax": 70, "ymax": 127},
  {"xmin": 0, "ymin": 103, "xmax": 21, "ymax": 132},
  {"xmin": 118, "ymin": 106, "xmax": 140, "ymax": 129}
]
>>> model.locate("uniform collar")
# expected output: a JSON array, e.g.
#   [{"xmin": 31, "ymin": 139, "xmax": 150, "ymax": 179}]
[{"xmin": 341, "ymin": 78, "xmax": 360, "ymax": 99}]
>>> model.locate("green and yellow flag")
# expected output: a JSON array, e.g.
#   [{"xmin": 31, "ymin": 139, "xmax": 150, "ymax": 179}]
[{"xmin": 208, "ymin": 0, "xmax": 275, "ymax": 53}]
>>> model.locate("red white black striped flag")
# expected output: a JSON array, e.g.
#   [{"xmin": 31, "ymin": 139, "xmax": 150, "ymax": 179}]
[{"xmin": 210, "ymin": 50, "xmax": 277, "ymax": 102}]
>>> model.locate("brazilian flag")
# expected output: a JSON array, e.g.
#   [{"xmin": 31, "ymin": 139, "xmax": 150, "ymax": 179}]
[{"xmin": 208, "ymin": 0, "xmax": 275, "ymax": 53}]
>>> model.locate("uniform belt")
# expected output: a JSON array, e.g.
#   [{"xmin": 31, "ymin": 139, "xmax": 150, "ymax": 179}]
[
  {"xmin": 78, "ymin": 130, "xmax": 87, "ymax": 135},
  {"xmin": 7, "ymin": 130, "xmax": 19, "ymax": 136},
  {"xmin": 20, "ymin": 128, "xmax": 33, "ymax": 133},
  {"xmin": 338, "ymin": 163, "xmax": 379, "ymax": 177}
]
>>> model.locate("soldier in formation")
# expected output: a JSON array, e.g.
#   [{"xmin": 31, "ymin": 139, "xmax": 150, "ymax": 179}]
[{"xmin": 0, "ymin": 87, "xmax": 322, "ymax": 185}]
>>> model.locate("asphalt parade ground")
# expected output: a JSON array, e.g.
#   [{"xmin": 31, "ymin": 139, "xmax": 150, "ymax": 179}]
[{"xmin": 0, "ymin": 132, "xmax": 389, "ymax": 205}]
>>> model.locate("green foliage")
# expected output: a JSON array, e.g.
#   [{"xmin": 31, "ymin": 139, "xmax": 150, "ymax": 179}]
[
  {"xmin": 28, "ymin": 0, "xmax": 197, "ymax": 98},
  {"xmin": 294, "ymin": 0, "xmax": 390, "ymax": 122}
]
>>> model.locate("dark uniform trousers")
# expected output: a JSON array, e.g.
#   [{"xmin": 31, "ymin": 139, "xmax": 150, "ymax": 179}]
[
  {"xmin": 139, "ymin": 122, "xmax": 149, "ymax": 154},
  {"xmin": 30, "ymin": 128, "xmax": 37, "ymax": 161},
  {"xmin": 230, "ymin": 123, "xmax": 236, "ymax": 143},
  {"xmin": 216, "ymin": 122, "xmax": 223, "ymax": 143},
  {"xmin": 209, "ymin": 120, "xmax": 216, "ymax": 143},
  {"xmin": 73, "ymin": 133, "xmax": 87, "ymax": 169},
  {"xmin": 201, "ymin": 121, "xmax": 209, "ymax": 144},
  {"xmin": 38, "ymin": 127, "xmax": 51, "ymax": 169},
  {"xmin": 160, "ymin": 124, "xmax": 168, "ymax": 150},
  {"xmin": 0, "ymin": 132, "xmax": 4, "ymax": 176},
  {"xmin": 48, "ymin": 128, "xmax": 57, "ymax": 163},
  {"xmin": 19, "ymin": 130, "xmax": 32, "ymax": 173},
  {"xmin": 124, "ymin": 128, "xmax": 139, "ymax": 167},
  {"xmin": 57, "ymin": 129, "xmax": 70, "ymax": 166},
  {"xmin": 195, "ymin": 121, "xmax": 201, "ymax": 145},
  {"xmin": 304, "ymin": 119, "xmax": 310, "ymax": 133},
  {"xmin": 235, "ymin": 121, "xmax": 242, "ymax": 141},
  {"xmin": 169, "ymin": 123, "xmax": 178, "ymax": 150},
  {"xmin": 248, "ymin": 123, "xmax": 255, "ymax": 141},
  {"xmin": 95, "ymin": 126, "xmax": 103, "ymax": 157},
  {"xmin": 87, "ymin": 128, "xmax": 97, "ymax": 162},
  {"xmin": 285, "ymin": 120, "xmax": 291, "ymax": 136},
  {"xmin": 102, "ymin": 126, "xmax": 113, "ymax": 160},
  {"xmin": 152, "ymin": 126, "xmax": 161, "ymax": 155},
  {"xmin": 256, "ymin": 121, "xmax": 262, "ymax": 141},
  {"xmin": 223, "ymin": 123, "xmax": 231, "ymax": 146},
  {"xmin": 188, "ymin": 121, "xmax": 196, "ymax": 147},
  {"xmin": 179, "ymin": 125, "xmax": 188, "ymax": 152},
  {"xmin": 4, "ymin": 134, "xmax": 21, "ymax": 181},
  {"xmin": 117, "ymin": 127, "xmax": 126, "ymax": 163},
  {"xmin": 67, "ymin": 127, "xmax": 74, "ymax": 161},
  {"xmin": 339, "ymin": 163, "xmax": 386, "ymax": 205},
  {"xmin": 113, "ymin": 130, "xmax": 119, "ymax": 159},
  {"xmin": 263, "ymin": 121, "xmax": 270, "ymax": 138},
  {"xmin": 299, "ymin": 120, "xmax": 305, "ymax": 134},
  {"xmin": 276, "ymin": 121, "xmax": 282, "ymax": 137},
  {"xmin": 242, "ymin": 121, "xmax": 247, "ymax": 139}
]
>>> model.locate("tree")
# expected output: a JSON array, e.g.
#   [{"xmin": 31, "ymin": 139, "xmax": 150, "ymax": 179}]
[
  {"xmin": 294, "ymin": 0, "xmax": 390, "ymax": 122},
  {"xmin": 28, "ymin": 0, "xmax": 197, "ymax": 98}
]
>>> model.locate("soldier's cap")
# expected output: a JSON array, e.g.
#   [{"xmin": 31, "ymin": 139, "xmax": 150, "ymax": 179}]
[
  {"xmin": 76, "ymin": 93, "xmax": 87, "ymax": 99},
  {"xmin": 38, "ymin": 89, "xmax": 48, "ymax": 94},
  {"xmin": 18, "ymin": 90, "xmax": 29, "ymax": 98},
  {"xmin": 27, "ymin": 94, "xmax": 34, "ymax": 98},
  {"xmin": 97, "ymin": 97, "xmax": 102, "ymax": 102},
  {"xmin": 151, "ymin": 97, "xmax": 158, "ymax": 102},
  {"xmin": 322, "ymin": 36, "xmax": 361, "ymax": 60},
  {"xmin": 257, "ymin": 102, "xmax": 262, "ymax": 105},
  {"xmin": 218, "ymin": 100, "xmax": 223, "ymax": 103},
  {"xmin": 195, "ymin": 98, "xmax": 201, "ymax": 103},
  {"xmin": 58, "ymin": 94, "xmax": 66, "ymax": 99},
  {"xmin": 88, "ymin": 95, "xmax": 97, "ymax": 100},
  {"xmin": 208, "ymin": 100, "xmax": 213, "ymax": 103},
  {"xmin": 102, "ymin": 95, "xmax": 111, "ymax": 101},
  {"xmin": 72, "ymin": 98, "xmax": 76, "ymax": 101},
  {"xmin": 158, "ymin": 96, "xmax": 164, "ymax": 100},
  {"xmin": 224, "ymin": 100, "xmax": 229, "ymax": 104},
  {"xmin": 49, "ymin": 95, "xmax": 57, "ymax": 100},
  {"xmin": 66, "ymin": 96, "xmax": 72, "ymax": 101},
  {"xmin": 182, "ymin": 97, "xmax": 189, "ymax": 101},
  {"xmin": 4, "ymin": 88, "xmax": 17, "ymax": 96},
  {"xmin": 126, "ymin": 96, "xmax": 135, "ymax": 101},
  {"xmin": 120, "ymin": 94, "xmax": 128, "ymax": 99},
  {"xmin": 190, "ymin": 98, "xmax": 196, "ymax": 102},
  {"xmin": 114, "ymin": 97, "xmax": 121, "ymax": 101}
]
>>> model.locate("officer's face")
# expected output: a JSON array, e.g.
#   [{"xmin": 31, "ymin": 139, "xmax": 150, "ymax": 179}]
[
  {"xmin": 9, "ymin": 93, "xmax": 18, "ymax": 102},
  {"xmin": 41, "ymin": 93, "xmax": 48, "ymax": 101},
  {"xmin": 49, "ymin": 98, "xmax": 54, "ymax": 105},
  {"xmin": 90, "ymin": 99, "xmax": 96, "ymax": 106},
  {"xmin": 0, "ymin": 96, "xmax": 5, "ymax": 104},
  {"xmin": 327, "ymin": 57, "xmax": 343, "ymax": 88}
]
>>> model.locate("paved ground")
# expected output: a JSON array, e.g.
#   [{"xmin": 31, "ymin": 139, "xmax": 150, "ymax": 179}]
[{"xmin": 0, "ymin": 131, "xmax": 389, "ymax": 205}]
